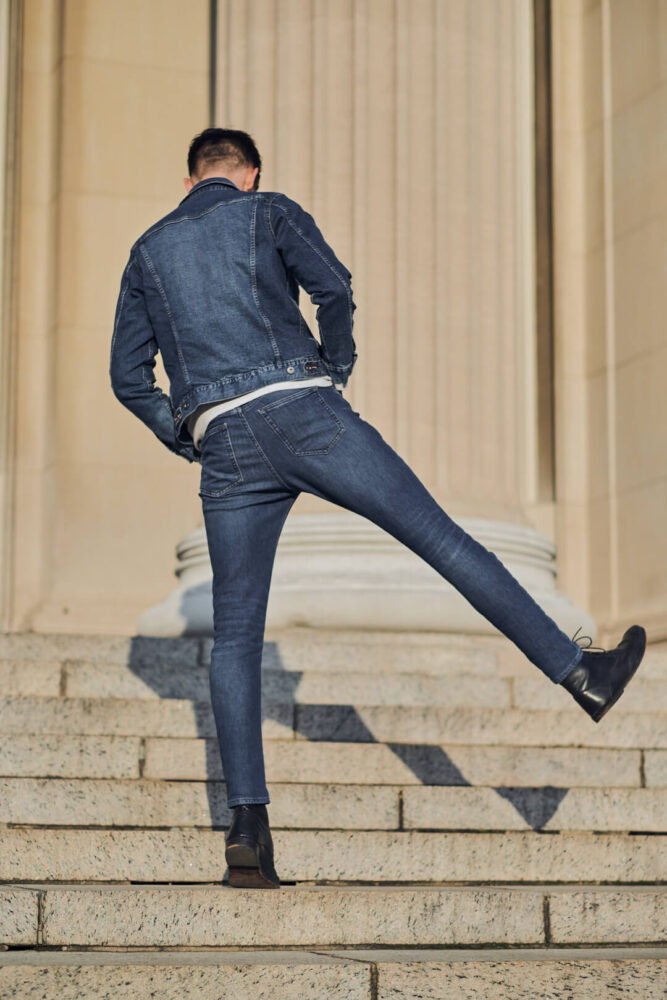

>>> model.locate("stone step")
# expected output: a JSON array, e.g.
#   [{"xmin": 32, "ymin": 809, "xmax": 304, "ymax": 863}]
[
  {"xmin": 0, "ymin": 660, "xmax": 62, "ymax": 696},
  {"xmin": 513, "ymin": 676, "xmax": 667, "ymax": 713},
  {"xmin": 1, "ymin": 828, "xmax": 664, "ymax": 884},
  {"xmin": 0, "ymin": 949, "xmax": 665, "ymax": 1000},
  {"xmin": 4, "ymin": 655, "xmax": 665, "ymax": 711},
  {"xmin": 646, "ymin": 749, "xmax": 667, "ymax": 786},
  {"xmin": 1, "ymin": 697, "xmax": 665, "ymax": 747},
  {"xmin": 0, "ymin": 629, "xmax": 499, "ymax": 676},
  {"xmin": 0, "ymin": 950, "xmax": 367, "ymax": 1000},
  {"xmin": 4, "ymin": 628, "xmax": 666, "ymax": 678},
  {"xmin": 0, "ymin": 695, "xmax": 285, "ymax": 739},
  {"xmin": 1, "ymin": 660, "xmax": 511, "ymax": 706},
  {"xmin": 400, "ymin": 784, "xmax": 666, "ymax": 832},
  {"xmin": 2, "ymin": 883, "xmax": 666, "ymax": 948},
  {"xmin": 0, "ymin": 633, "xmax": 202, "ymax": 666},
  {"xmin": 3, "ymin": 948, "xmax": 667, "ymax": 1000},
  {"xmin": 2, "ymin": 732, "xmax": 654, "ymax": 787},
  {"xmin": 0, "ymin": 734, "xmax": 143, "ymax": 779},
  {"xmin": 483, "ymin": 635, "xmax": 667, "ymax": 681},
  {"xmin": 139, "ymin": 738, "xmax": 650, "ymax": 788},
  {"xmin": 294, "ymin": 704, "xmax": 667, "ymax": 748},
  {"xmin": 1, "ymin": 777, "xmax": 665, "ymax": 831}
]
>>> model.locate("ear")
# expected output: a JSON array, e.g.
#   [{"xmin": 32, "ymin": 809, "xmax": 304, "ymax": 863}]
[
  {"xmin": 183, "ymin": 176, "xmax": 194, "ymax": 193},
  {"xmin": 242, "ymin": 166, "xmax": 259, "ymax": 191}
]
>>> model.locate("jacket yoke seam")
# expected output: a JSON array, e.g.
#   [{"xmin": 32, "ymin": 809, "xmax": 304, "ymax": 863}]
[{"xmin": 138, "ymin": 197, "xmax": 250, "ymax": 243}]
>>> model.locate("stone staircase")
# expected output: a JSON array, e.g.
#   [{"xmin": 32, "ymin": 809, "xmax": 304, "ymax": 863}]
[{"xmin": 0, "ymin": 627, "xmax": 665, "ymax": 998}]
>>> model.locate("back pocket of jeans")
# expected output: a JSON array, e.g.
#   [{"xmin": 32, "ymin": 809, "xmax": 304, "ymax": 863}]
[
  {"xmin": 257, "ymin": 387, "xmax": 345, "ymax": 456},
  {"xmin": 199, "ymin": 421, "xmax": 244, "ymax": 497}
]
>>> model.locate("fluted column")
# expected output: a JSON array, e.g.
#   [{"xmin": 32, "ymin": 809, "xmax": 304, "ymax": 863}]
[
  {"xmin": 215, "ymin": 0, "xmax": 532, "ymax": 520},
  {"xmin": 142, "ymin": 0, "xmax": 594, "ymax": 638}
]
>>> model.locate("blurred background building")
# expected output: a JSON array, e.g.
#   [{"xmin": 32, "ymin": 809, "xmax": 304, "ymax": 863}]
[{"xmin": 0, "ymin": 0, "xmax": 665, "ymax": 647}]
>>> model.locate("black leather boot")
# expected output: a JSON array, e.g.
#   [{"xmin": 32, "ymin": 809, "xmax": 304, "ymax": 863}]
[
  {"xmin": 560, "ymin": 624, "xmax": 647, "ymax": 722},
  {"xmin": 225, "ymin": 803, "xmax": 281, "ymax": 888}
]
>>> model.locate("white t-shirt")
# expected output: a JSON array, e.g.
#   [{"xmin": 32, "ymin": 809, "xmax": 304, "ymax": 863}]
[{"xmin": 188, "ymin": 376, "xmax": 342, "ymax": 450}]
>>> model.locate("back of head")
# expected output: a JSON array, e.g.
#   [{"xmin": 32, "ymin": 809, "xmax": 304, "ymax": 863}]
[{"xmin": 187, "ymin": 128, "xmax": 262, "ymax": 190}]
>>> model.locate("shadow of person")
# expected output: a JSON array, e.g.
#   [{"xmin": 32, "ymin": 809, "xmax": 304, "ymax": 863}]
[{"xmin": 124, "ymin": 593, "xmax": 570, "ymax": 888}]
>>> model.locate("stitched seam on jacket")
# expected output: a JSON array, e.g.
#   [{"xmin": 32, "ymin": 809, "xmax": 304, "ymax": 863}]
[
  {"xmin": 250, "ymin": 200, "xmax": 281, "ymax": 362},
  {"xmin": 139, "ymin": 197, "xmax": 252, "ymax": 243},
  {"xmin": 270, "ymin": 198, "xmax": 355, "ymax": 347},
  {"xmin": 110, "ymin": 257, "xmax": 133, "ymax": 362},
  {"xmin": 139, "ymin": 244, "xmax": 191, "ymax": 384}
]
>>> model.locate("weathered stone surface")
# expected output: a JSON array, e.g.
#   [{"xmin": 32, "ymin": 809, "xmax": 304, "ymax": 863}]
[
  {"xmin": 645, "ymin": 750, "xmax": 667, "ymax": 786},
  {"xmin": 635, "ymin": 645, "xmax": 667, "ymax": 680},
  {"xmin": 38, "ymin": 884, "xmax": 545, "ymax": 947},
  {"xmin": 488, "ymin": 636, "xmax": 667, "ymax": 681},
  {"xmin": 260, "ymin": 628, "xmax": 500, "ymax": 677},
  {"xmin": 1, "ymin": 829, "xmax": 663, "ymax": 884},
  {"xmin": 0, "ymin": 696, "xmax": 293, "ymax": 738},
  {"xmin": 3, "ymin": 778, "xmax": 663, "ymax": 832},
  {"xmin": 64, "ymin": 662, "xmax": 212, "ymax": 700},
  {"xmin": 2, "ymin": 626, "xmax": 664, "ymax": 963},
  {"xmin": 0, "ymin": 888, "xmax": 38, "ymax": 945},
  {"xmin": 0, "ymin": 952, "xmax": 369, "ymax": 1000},
  {"xmin": 144, "ymin": 737, "xmax": 641, "ymax": 787},
  {"xmin": 2, "ymin": 699, "xmax": 664, "ymax": 748},
  {"xmin": 10, "ymin": 698, "xmax": 666, "ymax": 748},
  {"xmin": 65, "ymin": 662, "xmax": 511, "ymax": 707},
  {"xmin": 0, "ymin": 734, "xmax": 141, "ymax": 779},
  {"xmin": 0, "ymin": 660, "xmax": 61, "ymax": 695},
  {"xmin": 0, "ymin": 778, "xmax": 398, "ymax": 829},
  {"xmin": 402, "ymin": 786, "xmax": 667, "ymax": 832},
  {"xmin": 3, "ymin": 950, "xmax": 665, "ymax": 1000},
  {"xmin": 549, "ymin": 887, "xmax": 667, "ymax": 944},
  {"xmin": 295, "ymin": 705, "xmax": 667, "ymax": 748},
  {"xmin": 0, "ymin": 633, "xmax": 202, "ymax": 666},
  {"xmin": 377, "ymin": 956, "xmax": 667, "ymax": 998},
  {"xmin": 321, "ymin": 945, "xmax": 667, "ymax": 962},
  {"xmin": 513, "ymin": 676, "xmax": 667, "ymax": 712}
]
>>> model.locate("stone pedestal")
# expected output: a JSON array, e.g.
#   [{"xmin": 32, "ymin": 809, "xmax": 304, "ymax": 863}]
[{"xmin": 137, "ymin": 512, "xmax": 595, "ymax": 641}]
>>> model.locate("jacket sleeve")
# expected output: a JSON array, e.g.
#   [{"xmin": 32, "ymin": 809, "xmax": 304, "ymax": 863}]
[
  {"xmin": 269, "ymin": 194, "xmax": 357, "ymax": 386},
  {"xmin": 110, "ymin": 250, "xmax": 199, "ymax": 463}
]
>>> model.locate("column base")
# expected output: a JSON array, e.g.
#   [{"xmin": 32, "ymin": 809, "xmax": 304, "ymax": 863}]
[{"xmin": 136, "ymin": 512, "xmax": 595, "ymax": 642}]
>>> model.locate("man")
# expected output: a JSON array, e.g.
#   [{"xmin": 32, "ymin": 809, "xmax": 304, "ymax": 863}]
[{"xmin": 111, "ymin": 127, "xmax": 647, "ymax": 890}]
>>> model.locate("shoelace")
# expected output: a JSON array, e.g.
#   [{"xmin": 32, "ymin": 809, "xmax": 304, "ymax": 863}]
[{"xmin": 571, "ymin": 624, "xmax": 605, "ymax": 653}]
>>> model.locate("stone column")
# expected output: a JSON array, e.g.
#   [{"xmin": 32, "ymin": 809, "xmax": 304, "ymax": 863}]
[{"xmin": 142, "ymin": 0, "xmax": 593, "ymax": 639}]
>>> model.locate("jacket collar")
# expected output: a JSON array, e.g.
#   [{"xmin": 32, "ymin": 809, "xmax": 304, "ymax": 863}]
[{"xmin": 180, "ymin": 177, "xmax": 240, "ymax": 203}]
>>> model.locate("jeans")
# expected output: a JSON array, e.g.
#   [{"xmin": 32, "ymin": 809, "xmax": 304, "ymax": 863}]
[{"xmin": 198, "ymin": 384, "xmax": 584, "ymax": 807}]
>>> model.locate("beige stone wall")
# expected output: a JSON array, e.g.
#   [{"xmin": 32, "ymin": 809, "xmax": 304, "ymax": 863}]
[
  {"xmin": 0, "ymin": 0, "xmax": 20, "ymax": 630},
  {"xmin": 215, "ymin": 0, "xmax": 543, "ymax": 528},
  {"xmin": 551, "ymin": 0, "xmax": 667, "ymax": 643},
  {"xmin": 6, "ymin": 0, "xmax": 546, "ymax": 635},
  {"xmin": 2, "ymin": 0, "xmax": 665, "ymax": 640},
  {"xmin": 8, "ymin": 0, "xmax": 209, "ymax": 633}
]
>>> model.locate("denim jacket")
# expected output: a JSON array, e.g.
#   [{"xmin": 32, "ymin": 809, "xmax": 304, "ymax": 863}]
[{"xmin": 110, "ymin": 177, "xmax": 358, "ymax": 462}]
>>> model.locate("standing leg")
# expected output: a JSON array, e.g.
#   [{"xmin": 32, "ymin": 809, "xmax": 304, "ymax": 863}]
[{"xmin": 202, "ymin": 482, "xmax": 297, "ymax": 807}]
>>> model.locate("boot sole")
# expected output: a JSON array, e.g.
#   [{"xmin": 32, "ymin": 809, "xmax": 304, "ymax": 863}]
[
  {"xmin": 592, "ymin": 626, "xmax": 647, "ymax": 723},
  {"xmin": 225, "ymin": 841, "xmax": 281, "ymax": 889},
  {"xmin": 227, "ymin": 864, "xmax": 280, "ymax": 888}
]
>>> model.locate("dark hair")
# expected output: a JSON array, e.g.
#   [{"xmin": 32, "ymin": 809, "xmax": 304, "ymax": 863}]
[{"xmin": 187, "ymin": 128, "xmax": 262, "ymax": 189}]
